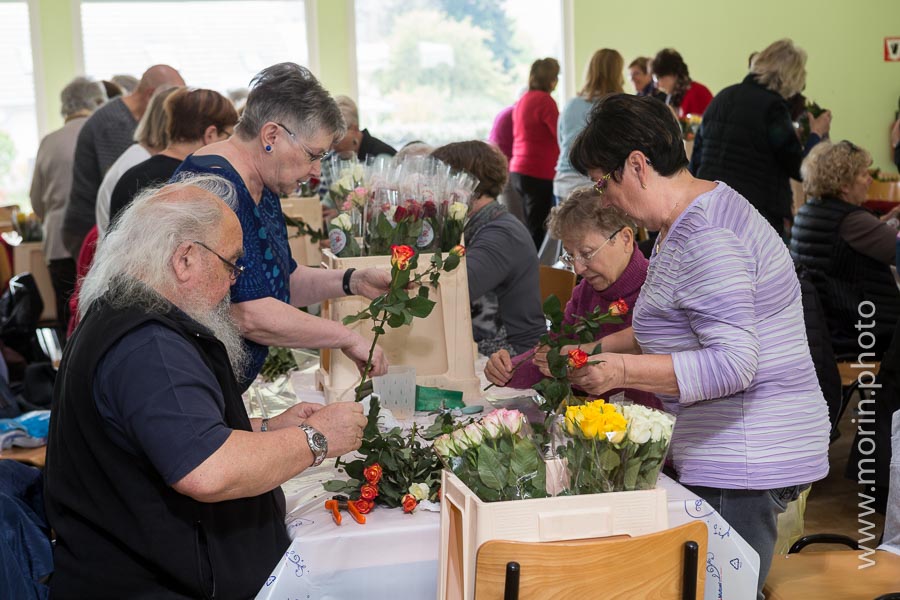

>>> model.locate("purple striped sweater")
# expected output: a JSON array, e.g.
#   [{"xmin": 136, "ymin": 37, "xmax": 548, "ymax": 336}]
[{"xmin": 633, "ymin": 182, "xmax": 830, "ymax": 489}]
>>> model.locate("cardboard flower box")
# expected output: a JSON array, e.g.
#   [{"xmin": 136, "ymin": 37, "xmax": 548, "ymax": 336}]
[
  {"xmin": 316, "ymin": 249, "xmax": 480, "ymax": 403},
  {"xmin": 281, "ymin": 195, "xmax": 323, "ymax": 267},
  {"xmin": 438, "ymin": 469, "xmax": 669, "ymax": 600}
]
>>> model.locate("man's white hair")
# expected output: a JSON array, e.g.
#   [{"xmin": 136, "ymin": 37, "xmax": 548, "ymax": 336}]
[{"xmin": 78, "ymin": 173, "xmax": 237, "ymax": 316}]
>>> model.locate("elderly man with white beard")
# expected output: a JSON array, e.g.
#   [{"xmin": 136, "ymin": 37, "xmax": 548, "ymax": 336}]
[{"xmin": 44, "ymin": 174, "xmax": 367, "ymax": 600}]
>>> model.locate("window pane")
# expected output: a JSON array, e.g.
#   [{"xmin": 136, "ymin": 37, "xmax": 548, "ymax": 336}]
[
  {"xmin": 81, "ymin": 0, "xmax": 307, "ymax": 96},
  {"xmin": 0, "ymin": 1, "xmax": 38, "ymax": 207},
  {"xmin": 354, "ymin": 0, "xmax": 563, "ymax": 148}
]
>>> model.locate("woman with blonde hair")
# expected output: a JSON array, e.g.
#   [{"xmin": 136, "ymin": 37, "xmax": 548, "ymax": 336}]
[
  {"xmin": 791, "ymin": 140, "xmax": 900, "ymax": 357},
  {"xmin": 554, "ymin": 49, "xmax": 625, "ymax": 204},
  {"xmin": 510, "ymin": 57, "xmax": 560, "ymax": 249},
  {"xmin": 690, "ymin": 38, "xmax": 832, "ymax": 237}
]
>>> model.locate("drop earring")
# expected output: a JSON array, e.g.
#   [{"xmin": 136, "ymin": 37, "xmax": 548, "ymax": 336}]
[{"xmin": 641, "ymin": 182, "xmax": 647, "ymax": 190}]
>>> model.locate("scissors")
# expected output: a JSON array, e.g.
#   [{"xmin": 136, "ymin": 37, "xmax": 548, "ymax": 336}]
[{"xmin": 324, "ymin": 495, "xmax": 366, "ymax": 525}]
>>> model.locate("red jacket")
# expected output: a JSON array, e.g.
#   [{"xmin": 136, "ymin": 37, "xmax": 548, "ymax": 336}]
[
  {"xmin": 678, "ymin": 81, "xmax": 714, "ymax": 118},
  {"xmin": 510, "ymin": 90, "xmax": 559, "ymax": 180}
]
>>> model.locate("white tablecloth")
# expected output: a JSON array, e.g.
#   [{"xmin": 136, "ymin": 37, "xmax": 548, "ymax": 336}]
[{"xmin": 251, "ymin": 367, "xmax": 759, "ymax": 600}]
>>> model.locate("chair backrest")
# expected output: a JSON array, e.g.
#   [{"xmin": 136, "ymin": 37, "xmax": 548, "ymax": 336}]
[
  {"xmin": 474, "ymin": 520, "xmax": 707, "ymax": 600},
  {"xmin": 538, "ymin": 265, "xmax": 576, "ymax": 309}
]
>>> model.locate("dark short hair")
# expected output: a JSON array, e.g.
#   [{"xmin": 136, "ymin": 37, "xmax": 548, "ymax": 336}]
[
  {"xmin": 430, "ymin": 140, "xmax": 508, "ymax": 199},
  {"xmin": 569, "ymin": 94, "xmax": 688, "ymax": 180},
  {"xmin": 165, "ymin": 88, "xmax": 238, "ymax": 143},
  {"xmin": 236, "ymin": 62, "xmax": 346, "ymax": 143},
  {"xmin": 650, "ymin": 48, "xmax": 689, "ymax": 79},
  {"xmin": 528, "ymin": 58, "xmax": 560, "ymax": 92}
]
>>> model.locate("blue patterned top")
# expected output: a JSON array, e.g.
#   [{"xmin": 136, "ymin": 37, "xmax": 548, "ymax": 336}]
[{"xmin": 173, "ymin": 154, "xmax": 297, "ymax": 383}]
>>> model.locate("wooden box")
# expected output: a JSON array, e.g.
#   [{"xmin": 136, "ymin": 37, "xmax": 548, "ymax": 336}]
[
  {"xmin": 438, "ymin": 470, "xmax": 669, "ymax": 600},
  {"xmin": 316, "ymin": 249, "xmax": 480, "ymax": 403}
]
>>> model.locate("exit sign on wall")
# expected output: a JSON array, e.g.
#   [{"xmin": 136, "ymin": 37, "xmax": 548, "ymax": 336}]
[{"xmin": 886, "ymin": 37, "xmax": 900, "ymax": 61}]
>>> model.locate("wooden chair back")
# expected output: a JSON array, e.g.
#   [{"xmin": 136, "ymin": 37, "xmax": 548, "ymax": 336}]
[
  {"xmin": 538, "ymin": 265, "xmax": 576, "ymax": 309},
  {"xmin": 474, "ymin": 521, "xmax": 707, "ymax": 599}
]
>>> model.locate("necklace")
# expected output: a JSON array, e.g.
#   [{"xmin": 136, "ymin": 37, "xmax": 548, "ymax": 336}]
[{"xmin": 654, "ymin": 201, "xmax": 681, "ymax": 255}]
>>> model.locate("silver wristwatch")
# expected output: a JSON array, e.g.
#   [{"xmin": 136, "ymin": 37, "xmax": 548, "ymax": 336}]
[{"xmin": 298, "ymin": 424, "xmax": 328, "ymax": 467}]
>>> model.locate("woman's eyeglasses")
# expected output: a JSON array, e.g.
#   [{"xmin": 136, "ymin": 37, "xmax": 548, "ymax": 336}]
[
  {"xmin": 560, "ymin": 227, "xmax": 625, "ymax": 267},
  {"xmin": 193, "ymin": 240, "xmax": 244, "ymax": 281},
  {"xmin": 276, "ymin": 122, "xmax": 331, "ymax": 163}
]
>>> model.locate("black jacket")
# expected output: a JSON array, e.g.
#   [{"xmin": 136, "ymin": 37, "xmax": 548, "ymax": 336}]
[
  {"xmin": 357, "ymin": 128, "xmax": 396, "ymax": 160},
  {"xmin": 45, "ymin": 298, "xmax": 289, "ymax": 599},
  {"xmin": 691, "ymin": 75, "xmax": 804, "ymax": 231},
  {"xmin": 790, "ymin": 197, "xmax": 900, "ymax": 357}
]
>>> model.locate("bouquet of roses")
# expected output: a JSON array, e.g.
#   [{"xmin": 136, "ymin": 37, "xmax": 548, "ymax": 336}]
[
  {"xmin": 439, "ymin": 171, "xmax": 479, "ymax": 251},
  {"xmin": 433, "ymin": 409, "xmax": 547, "ymax": 502},
  {"xmin": 325, "ymin": 396, "xmax": 442, "ymax": 514},
  {"xmin": 327, "ymin": 212, "xmax": 362, "ymax": 257},
  {"xmin": 552, "ymin": 399, "xmax": 674, "ymax": 494}
]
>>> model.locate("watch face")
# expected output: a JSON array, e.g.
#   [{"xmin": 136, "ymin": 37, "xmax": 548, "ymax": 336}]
[{"xmin": 312, "ymin": 432, "xmax": 327, "ymax": 449}]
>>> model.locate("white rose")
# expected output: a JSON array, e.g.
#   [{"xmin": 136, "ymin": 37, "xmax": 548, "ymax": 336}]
[
  {"xmin": 351, "ymin": 164, "xmax": 365, "ymax": 182},
  {"xmin": 337, "ymin": 175, "xmax": 353, "ymax": 190},
  {"xmin": 408, "ymin": 482, "xmax": 429, "ymax": 501},
  {"xmin": 332, "ymin": 213, "xmax": 353, "ymax": 231},
  {"xmin": 448, "ymin": 201, "xmax": 468, "ymax": 221},
  {"xmin": 480, "ymin": 412, "xmax": 502, "ymax": 438},
  {"xmin": 451, "ymin": 427, "xmax": 471, "ymax": 451},
  {"xmin": 464, "ymin": 422, "xmax": 484, "ymax": 446},
  {"xmin": 626, "ymin": 419, "xmax": 652, "ymax": 444},
  {"xmin": 432, "ymin": 434, "xmax": 455, "ymax": 457},
  {"xmin": 497, "ymin": 409, "xmax": 523, "ymax": 435}
]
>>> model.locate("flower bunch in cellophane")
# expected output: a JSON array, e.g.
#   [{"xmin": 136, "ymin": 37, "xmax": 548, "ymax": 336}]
[
  {"xmin": 433, "ymin": 409, "xmax": 547, "ymax": 502},
  {"xmin": 552, "ymin": 399, "xmax": 674, "ymax": 494}
]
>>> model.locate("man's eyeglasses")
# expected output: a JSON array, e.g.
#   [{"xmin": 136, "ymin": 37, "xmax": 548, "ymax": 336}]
[
  {"xmin": 560, "ymin": 227, "xmax": 625, "ymax": 267},
  {"xmin": 276, "ymin": 122, "xmax": 331, "ymax": 163},
  {"xmin": 193, "ymin": 240, "xmax": 244, "ymax": 281}
]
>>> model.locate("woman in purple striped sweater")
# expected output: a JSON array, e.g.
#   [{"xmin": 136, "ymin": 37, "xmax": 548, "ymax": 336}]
[{"xmin": 568, "ymin": 94, "xmax": 830, "ymax": 598}]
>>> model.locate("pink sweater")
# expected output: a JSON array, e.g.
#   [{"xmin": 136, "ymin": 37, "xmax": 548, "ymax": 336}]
[
  {"xmin": 510, "ymin": 90, "xmax": 559, "ymax": 180},
  {"xmin": 507, "ymin": 246, "xmax": 661, "ymax": 409}
]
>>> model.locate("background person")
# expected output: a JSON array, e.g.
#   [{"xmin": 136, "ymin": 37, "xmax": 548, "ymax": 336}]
[
  {"xmin": 174, "ymin": 63, "xmax": 390, "ymax": 386},
  {"xmin": 690, "ymin": 38, "xmax": 831, "ymax": 237},
  {"xmin": 108, "ymin": 88, "xmax": 238, "ymax": 228},
  {"xmin": 63, "ymin": 64, "xmax": 184, "ymax": 256},
  {"xmin": 430, "ymin": 140, "xmax": 544, "ymax": 356},
  {"xmin": 650, "ymin": 48, "xmax": 713, "ymax": 118},
  {"xmin": 330, "ymin": 95, "xmax": 396, "ymax": 159},
  {"xmin": 510, "ymin": 57, "xmax": 560, "ymax": 250},
  {"xmin": 791, "ymin": 140, "xmax": 900, "ymax": 358},
  {"xmin": 30, "ymin": 77, "xmax": 106, "ymax": 339},
  {"xmin": 628, "ymin": 56, "xmax": 666, "ymax": 101},
  {"xmin": 568, "ymin": 94, "xmax": 830, "ymax": 598}
]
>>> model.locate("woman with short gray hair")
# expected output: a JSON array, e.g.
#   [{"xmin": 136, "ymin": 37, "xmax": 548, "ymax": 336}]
[
  {"xmin": 689, "ymin": 38, "xmax": 832, "ymax": 237},
  {"xmin": 174, "ymin": 62, "xmax": 391, "ymax": 387},
  {"xmin": 30, "ymin": 76, "xmax": 106, "ymax": 339}
]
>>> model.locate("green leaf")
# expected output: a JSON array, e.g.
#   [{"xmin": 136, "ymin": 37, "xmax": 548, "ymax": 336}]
[
  {"xmin": 510, "ymin": 439, "xmax": 540, "ymax": 482},
  {"xmin": 432, "ymin": 252, "xmax": 443, "ymax": 269},
  {"xmin": 599, "ymin": 446, "xmax": 621, "ymax": 471},
  {"xmin": 623, "ymin": 458, "xmax": 641, "ymax": 490},
  {"xmin": 323, "ymin": 479, "xmax": 354, "ymax": 493},
  {"xmin": 394, "ymin": 267, "xmax": 411, "ymax": 290},
  {"xmin": 477, "ymin": 446, "xmax": 507, "ymax": 491},
  {"xmin": 387, "ymin": 312, "xmax": 405, "ymax": 328},
  {"xmin": 443, "ymin": 253, "xmax": 460, "ymax": 272},
  {"xmin": 406, "ymin": 295, "xmax": 436, "ymax": 318},
  {"xmin": 373, "ymin": 326, "xmax": 385, "ymax": 335},
  {"xmin": 418, "ymin": 285, "xmax": 430, "ymax": 299}
]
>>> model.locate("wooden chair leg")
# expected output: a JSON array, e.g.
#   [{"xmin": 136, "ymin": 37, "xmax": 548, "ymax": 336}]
[
  {"xmin": 504, "ymin": 561, "xmax": 520, "ymax": 600},
  {"xmin": 682, "ymin": 541, "xmax": 699, "ymax": 600}
]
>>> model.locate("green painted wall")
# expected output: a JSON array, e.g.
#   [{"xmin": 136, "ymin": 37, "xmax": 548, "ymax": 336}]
[
  {"xmin": 33, "ymin": 0, "xmax": 900, "ymax": 169},
  {"xmin": 570, "ymin": 0, "xmax": 900, "ymax": 171}
]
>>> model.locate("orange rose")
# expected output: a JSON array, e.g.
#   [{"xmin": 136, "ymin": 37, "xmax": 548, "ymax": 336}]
[
  {"xmin": 450, "ymin": 244, "xmax": 466, "ymax": 257},
  {"xmin": 353, "ymin": 498, "xmax": 374, "ymax": 514},
  {"xmin": 609, "ymin": 298, "xmax": 629, "ymax": 317},
  {"xmin": 401, "ymin": 493, "xmax": 418, "ymax": 513},
  {"xmin": 360, "ymin": 483, "xmax": 379, "ymax": 501},
  {"xmin": 363, "ymin": 463, "xmax": 383, "ymax": 485},
  {"xmin": 567, "ymin": 348, "xmax": 589, "ymax": 369},
  {"xmin": 390, "ymin": 244, "xmax": 415, "ymax": 270}
]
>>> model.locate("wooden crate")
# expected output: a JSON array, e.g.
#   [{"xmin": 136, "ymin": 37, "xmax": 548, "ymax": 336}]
[
  {"xmin": 316, "ymin": 250, "xmax": 480, "ymax": 403},
  {"xmin": 281, "ymin": 195, "xmax": 323, "ymax": 267},
  {"xmin": 439, "ymin": 470, "xmax": 669, "ymax": 600}
]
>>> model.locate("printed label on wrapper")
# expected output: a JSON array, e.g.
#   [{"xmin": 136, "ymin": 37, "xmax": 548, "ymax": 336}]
[
  {"xmin": 329, "ymin": 228, "xmax": 348, "ymax": 254},
  {"xmin": 417, "ymin": 221, "xmax": 435, "ymax": 248}
]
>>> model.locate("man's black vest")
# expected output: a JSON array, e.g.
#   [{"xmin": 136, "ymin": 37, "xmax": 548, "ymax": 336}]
[
  {"xmin": 790, "ymin": 197, "xmax": 900, "ymax": 357},
  {"xmin": 45, "ymin": 299, "xmax": 289, "ymax": 599},
  {"xmin": 695, "ymin": 75, "xmax": 794, "ymax": 225}
]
